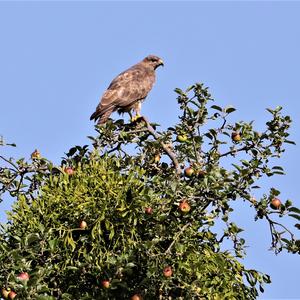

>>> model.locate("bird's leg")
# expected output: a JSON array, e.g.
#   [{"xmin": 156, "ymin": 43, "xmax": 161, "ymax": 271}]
[
  {"xmin": 128, "ymin": 111, "xmax": 133, "ymax": 122},
  {"xmin": 131, "ymin": 102, "xmax": 142, "ymax": 122},
  {"xmin": 135, "ymin": 101, "xmax": 142, "ymax": 119}
]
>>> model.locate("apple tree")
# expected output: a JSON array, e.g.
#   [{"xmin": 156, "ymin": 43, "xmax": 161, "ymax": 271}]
[{"xmin": 0, "ymin": 83, "xmax": 299, "ymax": 299}]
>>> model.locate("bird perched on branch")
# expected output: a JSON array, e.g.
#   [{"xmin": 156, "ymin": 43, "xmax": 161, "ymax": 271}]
[{"xmin": 90, "ymin": 55, "xmax": 164, "ymax": 124}]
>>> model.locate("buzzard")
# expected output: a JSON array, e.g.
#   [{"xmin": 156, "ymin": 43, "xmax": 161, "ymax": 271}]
[{"xmin": 90, "ymin": 55, "xmax": 164, "ymax": 124}]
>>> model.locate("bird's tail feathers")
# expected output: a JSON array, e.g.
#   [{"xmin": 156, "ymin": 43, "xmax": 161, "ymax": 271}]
[
  {"xmin": 96, "ymin": 109, "xmax": 114, "ymax": 124},
  {"xmin": 90, "ymin": 110, "xmax": 99, "ymax": 121},
  {"xmin": 90, "ymin": 107, "xmax": 114, "ymax": 125}
]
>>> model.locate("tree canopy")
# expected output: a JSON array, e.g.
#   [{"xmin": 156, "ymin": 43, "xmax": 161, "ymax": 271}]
[{"xmin": 0, "ymin": 83, "xmax": 299, "ymax": 299}]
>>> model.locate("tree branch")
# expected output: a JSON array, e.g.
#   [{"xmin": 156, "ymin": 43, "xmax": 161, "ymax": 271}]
[
  {"xmin": 265, "ymin": 214, "xmax": 295, "ymax": 253},
  {"xmin": 0, "ymin": 155, "xmax": 18, "ymax": 170},
  {"xmin": 140, "ymin": 116, "xmax": 182, "ymax": 176},
  {"xmin": 219, "ymin": 145, "xmax": 251, "ymax": 158},
  {"xmin": 165, "ymin": 222, "xmax": 190, "ymax": 255}
]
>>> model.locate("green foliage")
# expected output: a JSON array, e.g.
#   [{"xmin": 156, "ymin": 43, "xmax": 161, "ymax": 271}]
[{"xmin": 0, "ymin": 83, "xmax": 299, "ymax": 299}]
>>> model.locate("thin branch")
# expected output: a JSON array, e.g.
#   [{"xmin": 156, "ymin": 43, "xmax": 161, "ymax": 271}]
[
  {"xmin": 191, "ymin": 135, "xmax": 201, "ymax": 163},
  {"xmin": 219, "ymin": 145, "xmax": 251, "ymax": 158},
  {"xmin": 0, "ymin": 155, "xmax": 18, "ymax": 170},
  {"xmin": 264, "ymin": 214, "xmax": 295, "ymax": 254},
  {"xmin": 140, "ymin": 116, "xmax": 182, "ymax": 176},
  {"xmin": 220, "ymin": 116, "xmax": 227, "ymax": 131},
  {"xmin": 218, "ymin": 233, "xmax": 227, "ymax": 244},
  {"xmin": 266, "ymin": 215, "xmax": 277, "ymax": 248},
  {"xmin": 165, "ymin": 222, "xmax": 190, "ymax": 255},
  {"xmin": 265, "ymin": 214, "xmax": 295, "ymax": 241},
  {"xmin": 106, "ymin": 142, "xmax": 122, "ymax": 155},
  {"xmin": 127, "ymin": 128, "xmax": 149, "ymax": 135}
]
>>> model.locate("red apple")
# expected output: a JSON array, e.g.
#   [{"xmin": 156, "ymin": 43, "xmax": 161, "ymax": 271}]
[
  {"xmin": 101, "ymin": 280, "xmax": 110, "ymax": 289},
  {"xmin": 154, "ymin": 154, "xmax": 161, "ymax": 163},
  {"xmin": 179, "ymin": 200, "xmax": 191, "ymax": 213},
  {"xmin": 163, "ymin": 266, "xmax": 173, "ymax": 278},
  {"xmin": 8, "ymin": 291, "xmax": 16, "ymax": 300},
  {"xmin": 270, "ymin": 198, "xmax": 281, "ymax": 210},
  {"xmin": 145, "ymin": 207, "xmax": 153, "ymax": 215},
  {"xmin": 64, "ymin": 167, "xmax": 75, "ymax": 175},
  {"xmin": 231, "ymin": 131, "xmax": 241, "ymax": 142},
  {"xmin": 17, "ymin": 272, "xmax": 29, "ymax": 281},
  {"xmin": 131, "ymin": 294, "xmax": 142, "ymax": 300},
  {"xmin": 79, "ymin": 220, "xmax": 87, "ymax": 229},
  {"xmin": 184, "ymin": 167, "xmax": 194, "ymax": 177}
]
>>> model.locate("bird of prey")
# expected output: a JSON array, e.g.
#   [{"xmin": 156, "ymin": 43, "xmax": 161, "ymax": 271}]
[{"xmin": 90, "ymin": 55, "xmax": 164, "ymax": 124}]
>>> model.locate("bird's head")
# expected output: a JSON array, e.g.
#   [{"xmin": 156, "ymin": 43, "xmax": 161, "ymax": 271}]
[{"xmin": 143, "ymin": 55, "xmax": 164, "ymax": 69}]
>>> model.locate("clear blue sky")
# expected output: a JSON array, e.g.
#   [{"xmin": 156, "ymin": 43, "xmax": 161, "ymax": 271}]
[{"xmin": 0, "ymin": 2, "xmax": 299, "ymax": 299}]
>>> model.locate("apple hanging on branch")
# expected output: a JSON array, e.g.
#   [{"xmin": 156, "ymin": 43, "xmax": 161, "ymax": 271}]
[{"xmin": 270, "ymin": 198, "xmax": 281, "ymax": 210}]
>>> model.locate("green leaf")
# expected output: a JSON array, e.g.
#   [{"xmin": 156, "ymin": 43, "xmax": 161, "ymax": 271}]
[
  {"xmin": 251, "ymin": 185, "xmax": 261, "ymax": 189},
  {"xmin": 281, "ymin": 238, "xmax": 291, "ymax": 245},
  {"xmin": 288, "ymin": 207, "xmax": 300, "ymax": 214},
  {"xmin": 272, "ymin": 166, "xmax": 284, "ymax": 171},
  {"xmin": 109, "ymin": 228, "xmax": 115, "ymax": 240},
  {"xmin": 61, "ymin": 293, "xmax": 73, "ymax": 299},
  {"xmin": 174, "ymin": 88, "xmax": 184, "ymax": 95},
  {"xmin": 262, "ymin": 274, "xmax": 271, "ymax": 284},
  {"xmin": 204, "ymin": 132, "xmax": 213, "ymax": 140},
  {"xmin": 232, "ymin": 164, "xmax": 242, "ymax": 171},
  {"xmin": 209, "ymin": 129, "xmax": 217, "ymax": 136},
  {"xmin": 288, "ymin": 214, "xmax": 300, "ymax": 221},
  {"xmin": 224, "ymin": 106, "xmax": 236, "ymax": 114},
  {"xmin": 48, "ymin": 239, "xmax": 58, "ymax": 251},
  {"xmin": 284, "ymin": 140, "xmax": 296, "ymax": 145},
  {"xmin": 241, "ymin": 160, "xmax": 250, "ymax": 166},
  {"xmin": 66, "ymin": 266, "xmax": 78, "ymax": 271},
  {"xmin": 259, "ymin": 285, "xmax": 264, "ymax": 293},
  {"xmin": 211, "ymin": 105, "xmax": 222, "ymax": 112},
  {"xmin": 186, "ymin": 85, "xmax": 195, "ymax": 92},
  {"xmin": 66, "ymin": 147, "xmax": 77, "ymax": 157},
  {"xmin": 272, "ymin": 171, "xmax": 285, "ymax": 175},
  {"xmin": 25, "ymin": 233, "xmax": 40, "ymax": 246}
]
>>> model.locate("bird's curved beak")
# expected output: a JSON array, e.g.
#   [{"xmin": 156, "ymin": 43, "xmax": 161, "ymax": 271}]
[{"xmin": 159, "ymin": 59, "xmax": 164, "ymax": 67}]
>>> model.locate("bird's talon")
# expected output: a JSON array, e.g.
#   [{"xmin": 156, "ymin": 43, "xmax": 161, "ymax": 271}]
[{"xmin": 131, "ymin": 115, "xmax": 142, "ymax": 122}]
